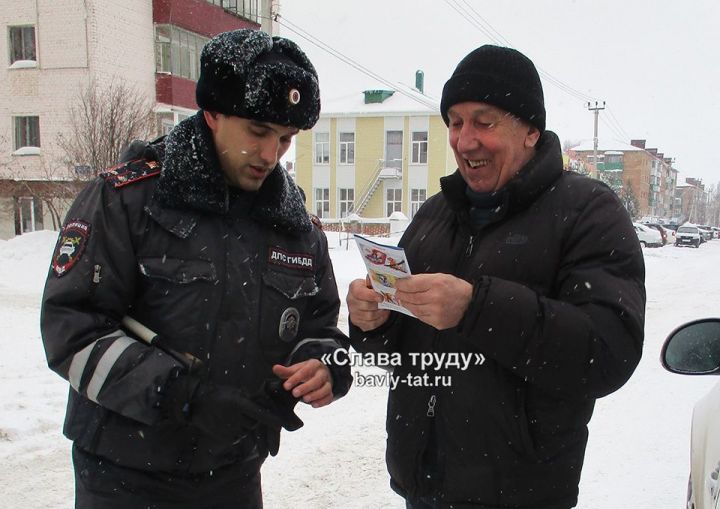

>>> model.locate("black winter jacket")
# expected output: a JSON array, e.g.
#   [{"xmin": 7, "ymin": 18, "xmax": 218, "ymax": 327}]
[
  {"xmin": 349, "ymin": 131, "xmax": 645, "ymax": 509},
  {"xmin": 41, "ymin": 113, "xmax": 351, "ymax": 474}
]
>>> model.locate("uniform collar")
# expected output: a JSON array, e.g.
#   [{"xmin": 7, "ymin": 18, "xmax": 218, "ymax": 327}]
[{"xmin": 154, "ymin": 113, "xmax": 312, "ymax": 235}]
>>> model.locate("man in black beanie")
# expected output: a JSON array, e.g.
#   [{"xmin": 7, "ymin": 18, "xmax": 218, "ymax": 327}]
[
  {"xmin": 41, "ymin": 29, "xmax": 351, "ymax": 509},
  {"xmin": 347, "ymin": 45, "xmax": 645, "ymax": 508}
]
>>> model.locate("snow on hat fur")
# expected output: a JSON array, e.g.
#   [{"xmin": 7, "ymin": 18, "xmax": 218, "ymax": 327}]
[
  {"xmin": 440, "ymin": 45, "xmax": 546, "ymax": 133},
  {"xmin": 196, "ymin": 29, "xmax": 320, "ymax": 130}
]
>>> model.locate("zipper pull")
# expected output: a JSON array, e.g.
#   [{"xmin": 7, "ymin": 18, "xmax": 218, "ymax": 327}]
[
  {"xmin": 92, "ymin": 265, "xmax": 102, "ymax": 284},
  {"xmin": 427, "ymin": 394, "xmax": 437, "ymax": 417},
  {"xmin": 465, "ymin": 235, "xmax": 475, "ymax": 257}
]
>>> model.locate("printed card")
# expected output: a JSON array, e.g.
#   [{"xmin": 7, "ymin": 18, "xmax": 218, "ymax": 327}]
[{"xmin": 354, "ymin": 234, "xmax": 414, "ymax": 317}]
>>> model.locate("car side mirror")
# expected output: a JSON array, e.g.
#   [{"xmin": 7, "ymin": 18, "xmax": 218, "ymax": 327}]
[{"xmin": 661, "ymin": 319, "xmax": 720, "ymax": 374}]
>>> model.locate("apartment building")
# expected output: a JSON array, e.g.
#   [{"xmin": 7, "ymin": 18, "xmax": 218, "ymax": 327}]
[
  {"xmin": 0, "ymin": 0, "xmax": 274, "ymax": 239},
  {"xmin": 294, "ymin": 82, "xmax": 456, "ymax": 222},
  {"xmin": 676, "ymin": 177, "xmax": 708, "ymax": 224},
  {"xmin": 568, "ymin": 138, "xmax": 678, "ymax": 219}
]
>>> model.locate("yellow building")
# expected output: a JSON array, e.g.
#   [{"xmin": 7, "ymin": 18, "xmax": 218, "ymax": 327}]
[{"xmin": 294, "ymin": 86, "xmax": 456, "ymax": 221}]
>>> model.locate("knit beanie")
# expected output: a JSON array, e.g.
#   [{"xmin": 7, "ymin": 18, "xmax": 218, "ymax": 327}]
[
  {"xmin": 440, "ymin": 45, "xmax": 545, "ymax": 132},
  {"xmin": 196, "ymin": 29, "xmax": 320, "ymax": 130}
]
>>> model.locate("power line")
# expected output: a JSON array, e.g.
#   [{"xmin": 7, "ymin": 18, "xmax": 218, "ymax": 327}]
[
  {"xmin": 605, "ymin": 106, "xmax": 631, "ymax": 141},
  {"xmin": 442, "ymin": 0, "xmax": 597, "ymax": 105},
  {"xmin": 264, "ymin": 13, "xmax": 439, "ymax": 112},
  {"xmin": 454, "ymin": 0, "xmax": 513, "ymax": 47},
  {"xmin": 442, "ymin": 0, "xmax": 508, "ymax": 45},
  {"xmin": 267, "ymin": 8, "xmax": 633, "ymax": 145},
  {"xmin": 442, "ymin": 1, "xmax": 636, "ymax": 142},
  {"xmin": 599, "ymin": 116, "xmax": 628, "ymax": 144}
]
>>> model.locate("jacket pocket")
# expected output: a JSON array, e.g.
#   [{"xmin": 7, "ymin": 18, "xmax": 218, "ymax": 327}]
[
  {"xmin": 138, "ymin": 257, "xmax": 216, "ymax": 284},
  {"xmin": 260, "ymin": 270, "xmax": 319, "ymax": 361},
  {"xmin": 262, "ymin": 270, "xmax": 318, "ymax": 299},
  {"xmin": 136, "ymin": 257, "xmax": 217, "ymax": 341}
]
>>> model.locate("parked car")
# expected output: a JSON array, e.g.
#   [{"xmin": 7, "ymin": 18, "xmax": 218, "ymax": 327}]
[
  {"xmin": 712, "ymin": 227, "xmax": 720, "ymax": 239},
  {"xmin": 676, "ymin": 224, "xmax": 703, "ymax": 248},
  {"xmin": 665, "ymin": 226, "xmax": 677, "ymax": 244},
  {"xmin": 643, "ymin": 222, "xmax": 669, "ymax": 245},
  {"xmin": 633, "ymin": 222, "xmax": 663, "ymax": 247},
  {"xmin": 698, "ymin": 226, "xmax": 714, "ymax": 242},
  {"xmin": 662, "ymin": 318, "xmax": 720, "ymax": 509}
]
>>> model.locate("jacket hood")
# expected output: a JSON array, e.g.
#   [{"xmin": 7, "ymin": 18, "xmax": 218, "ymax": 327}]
[{"xmin": 154, "ymin": 112, "xmax": 312, "ymax": 234}]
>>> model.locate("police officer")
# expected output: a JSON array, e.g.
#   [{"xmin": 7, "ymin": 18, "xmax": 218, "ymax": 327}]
[{"xmin": 41, "ymin": 29, "xmax": 351, "ymax": 509}]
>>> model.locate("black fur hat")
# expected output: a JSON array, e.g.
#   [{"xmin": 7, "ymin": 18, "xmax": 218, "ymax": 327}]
[
  {"xmin": 196, "ymin": 29, "xmax": 320, "ymax": 130},
  {"xmin": 440, "ymin": 45, "xmax": 545, "ymax": 132}
]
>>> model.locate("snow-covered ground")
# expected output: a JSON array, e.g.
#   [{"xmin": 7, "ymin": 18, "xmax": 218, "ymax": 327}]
[{"xmin": 1, "ymin": 230, "xmax": 718, "ymax": 508}]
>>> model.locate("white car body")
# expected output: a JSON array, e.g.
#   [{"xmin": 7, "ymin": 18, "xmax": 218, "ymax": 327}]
[
  {"xmin": 662, "ymin": 319, "xmax": 720, "ymax": 509},
  {"xmin": 633, "ymin": 222, "xmax": 663, "ymax": 247},
  {"xmin": 689, "ymin": 383, "xmax": 720, "ymax": 509},
  {"xmin": 677, "ymin": 224, "xmax": 703, "ymax": 248}
]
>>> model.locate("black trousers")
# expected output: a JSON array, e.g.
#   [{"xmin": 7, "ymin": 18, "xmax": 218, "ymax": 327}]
[{"xmin": 73, "ymin": 444, "xmax": 263, "ymax": 509}]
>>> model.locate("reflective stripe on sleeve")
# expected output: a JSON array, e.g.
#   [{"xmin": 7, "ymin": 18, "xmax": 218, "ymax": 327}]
[
  {"xmin": 85, "ymin": 335, "xmax": 135, "ymax": 403},
  {"xmin": 67, "ymin": 329, "xmax": 132, "ymax": 400},
  {"xmin": 68, "ymin": 330, "xmax": 124, "ymax": 392}
]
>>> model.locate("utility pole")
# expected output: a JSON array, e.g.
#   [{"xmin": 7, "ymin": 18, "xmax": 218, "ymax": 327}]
[{"xmin": 586, "ymin": 101, "xmax": 606, "ymax": 177}]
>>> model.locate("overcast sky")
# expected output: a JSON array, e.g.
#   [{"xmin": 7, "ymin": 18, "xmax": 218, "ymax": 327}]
[{"xmin": 278, "ymin": 0, "xmax": 719, "ymax": 187}]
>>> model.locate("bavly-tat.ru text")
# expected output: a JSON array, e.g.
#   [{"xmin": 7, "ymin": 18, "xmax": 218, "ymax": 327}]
[{"xmin": 354, "ymin": 371, "xmax": 454, "ymax": 390}]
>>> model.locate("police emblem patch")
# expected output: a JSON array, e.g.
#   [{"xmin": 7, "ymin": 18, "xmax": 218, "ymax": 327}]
[
  {"xmin": 52, "ymin": 220, "xmax": 91, "ymax": 277},
  {"xmin": 279, "ymin": 307, "xmax": 300, "ymax": 342}
]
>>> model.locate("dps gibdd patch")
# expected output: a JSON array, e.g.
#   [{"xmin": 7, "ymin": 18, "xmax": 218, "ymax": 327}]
[{"xmin": 52, "ymin": 220, "xmax": 90, "ymax": 277}]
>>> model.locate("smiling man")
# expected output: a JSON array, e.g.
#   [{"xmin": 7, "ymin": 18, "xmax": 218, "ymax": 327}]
[
  {"xmin": 346, "ymin": 45, "xmax": 646, "ymax": 508},
  {"xmin": 41, "ymin": 29, "xmax": 351, "ymax": 509}
]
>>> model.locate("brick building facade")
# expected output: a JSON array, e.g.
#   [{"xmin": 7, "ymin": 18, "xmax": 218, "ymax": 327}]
[{"xmin": 0, "ymin": 0, "xmax": 275, "ymax": 239}]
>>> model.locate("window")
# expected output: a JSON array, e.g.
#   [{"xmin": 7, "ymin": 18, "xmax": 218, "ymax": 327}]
[
  {"xmin": 386, "ymin": 130, "xmax": 403, "ymax": 167},
  {"xmin": 315, "ymin": 188, "xmax": 330, "ymax": 218},
  {"xmin": 205, "ymin": 0, "xmax": 260, "ymax": 23},
  {"xmin": 17, "ymin": 197, "xmax": 43, "ymax": 234},
  {"xmin": 386, "ymin": 188, "xmax": 402, "ymax": 217},
  {"xmin": 14, "ymin": 116, "xmax": 40, "ymax": 150},
  {"xmin": 315, "ymin": 132, "xmax": 329, "ymax": 164},
  {"xmin": 9, "ymin": 26, "xmax": 36, "ymax": 64},
  {"xmin": 155, "ymin": 25, "xmax": 208, "ymax": 81},
  {"xmin": 339, "ymin": 132, "xmax": 355, "ymax": 164},
  {"xmin": 411, "ymin": 131, "xmax": 428, "ymax": 164},
  {"xmin": 338, "ymin": 188, "xmax": 354, "ymax": 218},
  {"xmin": 410, "ymin": 188, "xmax": 427, "ymax": 217}
]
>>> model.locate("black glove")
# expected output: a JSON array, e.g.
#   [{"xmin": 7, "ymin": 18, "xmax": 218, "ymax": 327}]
[
  {"xmin": 257, "ymin": 378, "xmax": 303, "ymax": 431},
  {"xmin": 163, "ymin": 374, "xmax": 303, "ymax": 444}
]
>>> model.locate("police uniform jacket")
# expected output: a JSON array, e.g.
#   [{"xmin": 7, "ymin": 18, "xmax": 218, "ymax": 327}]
[
  {"xmin": 41, "ymin": 113, "xmax": 350, "ymax": 474},
  {"xmin": 349, "ymin": 131, "xmax": 646, "ymax": 509}
]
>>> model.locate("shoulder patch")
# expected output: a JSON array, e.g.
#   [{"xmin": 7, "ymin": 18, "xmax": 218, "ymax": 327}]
[
  {"xmin": 52, "ymin": 219, "xmax": 90, "ymax": 277},
  {"xmin": 101, "ymin": 159, "xmax": 161, "ymax": 189}
]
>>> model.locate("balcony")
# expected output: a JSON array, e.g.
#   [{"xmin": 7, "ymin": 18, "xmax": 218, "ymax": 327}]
[{"xmin": 379, "ymin": 159, "xmax": 403, "ymax": 180}]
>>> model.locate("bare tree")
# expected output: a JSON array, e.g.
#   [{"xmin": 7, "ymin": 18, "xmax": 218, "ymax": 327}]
[
  {"xmin": 706, "ymin": 183, "xmax": 720, "ymax": 226},
  {"xmin": 1, "ymin": 81, "xmax": 155, "ymax": 235},
  {"xmin": 57, "ymin": 79, "xmax": 156, "ymax": 176},
  {"xmin": 0, "ymin": 151, "xmax": 84, "ymax": 230},
  {"xmin": 619, "ymin": 182, "xmax": 640, "ymax": 220}
]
